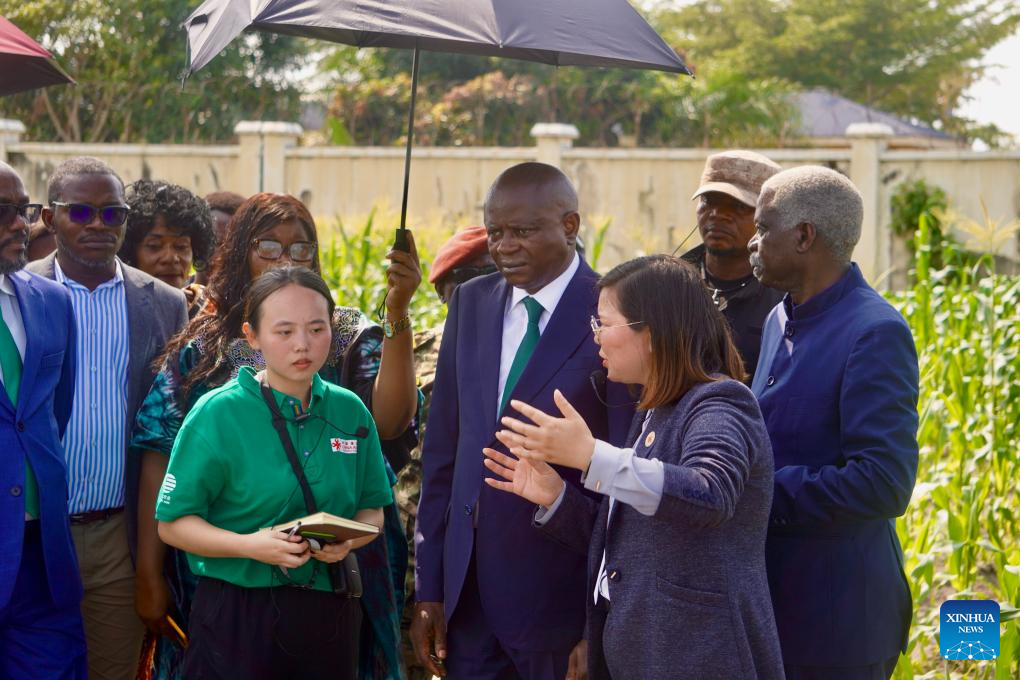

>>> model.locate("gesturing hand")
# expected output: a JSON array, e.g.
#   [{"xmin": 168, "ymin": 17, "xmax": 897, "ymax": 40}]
[
  {"xmin": 497, "ymin": 390, "xmax": 596, "ymax": 472},
  {"xmin": 483, "ymin": 447, "xmax": 565, "ymax": 507}
]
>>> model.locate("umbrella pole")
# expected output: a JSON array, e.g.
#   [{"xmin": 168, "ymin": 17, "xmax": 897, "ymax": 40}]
[{"xmin": 394, "ymin": 44, "xmax": 420, "ymax": 251}]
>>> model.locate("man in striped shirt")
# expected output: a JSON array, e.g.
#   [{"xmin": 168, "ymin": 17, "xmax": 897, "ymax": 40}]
[{"xmin": 30, "ymin": 157, "xmax": 188, "ymax": 680}]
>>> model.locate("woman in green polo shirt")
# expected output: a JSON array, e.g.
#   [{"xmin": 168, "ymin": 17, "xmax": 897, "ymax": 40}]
[{"xmin": 156, "ymin": 266, "xmax": 393, "ymax": 680}]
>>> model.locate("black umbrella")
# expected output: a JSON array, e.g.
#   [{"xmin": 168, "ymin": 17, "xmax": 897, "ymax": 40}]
[
  {"xmin": 0, "ymin": 16, "xmax": 74, "ymax": 97},
  {"xmin": 184, "ymin": 0, "xmax": 691, "ymax": 247}
]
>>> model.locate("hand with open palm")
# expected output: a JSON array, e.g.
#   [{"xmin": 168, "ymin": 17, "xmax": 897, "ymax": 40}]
[{"xmin": 482, "ymin": 447, "xmax": 565, "ymax": 508}]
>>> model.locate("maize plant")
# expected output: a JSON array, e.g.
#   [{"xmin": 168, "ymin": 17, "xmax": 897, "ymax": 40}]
[{"xmin": 887, "ymin": 213, "xmax": 1020, "ymax": 679}]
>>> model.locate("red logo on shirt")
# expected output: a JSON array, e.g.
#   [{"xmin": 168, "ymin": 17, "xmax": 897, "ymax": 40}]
[{"xmin": 330, "ymin": 438, "xmax": 357, "ymax": 454}]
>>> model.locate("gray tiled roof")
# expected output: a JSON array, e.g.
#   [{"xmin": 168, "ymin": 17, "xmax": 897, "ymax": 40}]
[{"xmin": 794, "ymin": 89, "xmax": 954, "ymax": 140}]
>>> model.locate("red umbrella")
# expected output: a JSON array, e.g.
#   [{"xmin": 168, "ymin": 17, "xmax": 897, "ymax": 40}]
[{"xmin": 0, "ymin": 16, "xmax": 74, "ymax": 96}]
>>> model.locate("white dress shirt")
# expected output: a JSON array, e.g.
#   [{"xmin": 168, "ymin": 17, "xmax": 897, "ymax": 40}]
[
  {"xmin": 0, "ymin": 273, "xmax": 28, "ymax": 378},
  {"xmin": 497, "ymin": 252, "xmax": 580, "ymax": 416}
]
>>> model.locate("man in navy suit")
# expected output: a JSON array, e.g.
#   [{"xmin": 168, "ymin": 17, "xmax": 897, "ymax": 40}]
[
  {"xmin": 412, "ymin": 163, "xmax": 633, "ymax": 679},
  {"xmin": 0, "ymin": 161, "xmax": 85, "ymax": 678},
  {"xmin": 750, "ymin": 166, "xmax": 919, "ymax": 679}
]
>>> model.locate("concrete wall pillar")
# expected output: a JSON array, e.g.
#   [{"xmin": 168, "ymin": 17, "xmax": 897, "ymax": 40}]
[
  {"xmin": 0, "ymin": 119, "xmax": 26, "ymax": 163},
  {"xmin": 233, "ymin": 121, "xmax": 303, "ymax": 195},
  {"xmin": 847, "ymin": 122, "xmax": 893, "ymax": 286},
  {"xmin": 530, "ymin": 123, "xmax": 579, "ymax": 168}
]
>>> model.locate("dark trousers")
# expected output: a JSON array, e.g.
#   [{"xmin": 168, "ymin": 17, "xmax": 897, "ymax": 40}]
[
  {"xmin": 784, "ymin": 656, "xmax": 900, "ymax": 680},
  {"xmin": 445, "ymin": 556, "xmax": 573, "ymax": 680},
  {"xmin": 0, "ymin": 521, "xmax": 87, "ymax": 680},
  {"xmin": 183, "ymin": 577, "xmax": 362, "ymax": 680}
]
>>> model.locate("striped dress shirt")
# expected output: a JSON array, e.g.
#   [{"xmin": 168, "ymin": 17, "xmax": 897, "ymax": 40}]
[{"xmin": 55, "ymin": 259, "xmax": 129, "ymax": 514}]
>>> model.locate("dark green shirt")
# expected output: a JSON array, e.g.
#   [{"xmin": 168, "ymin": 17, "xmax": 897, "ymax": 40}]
[{"xmin": 155, "ymin": 366, "xmax": 393, "ymax": 591}]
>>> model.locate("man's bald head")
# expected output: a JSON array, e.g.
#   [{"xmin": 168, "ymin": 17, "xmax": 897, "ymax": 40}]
[
  {"xmin": 0, "ymin": 160, "xmax": 17, "ymax": 181},
  {"xmin": 483, "ymin": 162, "xmax": 581, "ymax": 294},
  {"xmin": 485, "ymin": 162, "xmax": 578, "ymax": 215}
]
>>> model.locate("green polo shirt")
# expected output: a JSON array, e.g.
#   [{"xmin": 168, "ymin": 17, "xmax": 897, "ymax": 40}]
[{"xmin": 155, "ymin": 366, "xmax": 393, "ymax": 591}]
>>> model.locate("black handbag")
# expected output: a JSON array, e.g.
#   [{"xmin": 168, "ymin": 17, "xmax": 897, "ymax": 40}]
[{"xmin": 260, "ymin": 383, "xmax": 362, "ymax": 598}]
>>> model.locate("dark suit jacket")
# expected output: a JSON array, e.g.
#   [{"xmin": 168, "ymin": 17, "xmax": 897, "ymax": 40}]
[
  {"xmin": 26, "ymin": 254, "xmax": 188, "ymax": 554},
  {"xmin": 541, "ymin": 379, "xmax": 784, "ymax": 679},
  {"xmin": 0, "ymin": 270, "xmax": 80, "ymax": 610},
  {"xmin": 752, "ymin": 264, "xmax": 919, "ymax": 667},
  {"xmin": 415, "ymin": 261, "xmax": 634, "ymax": 651}
]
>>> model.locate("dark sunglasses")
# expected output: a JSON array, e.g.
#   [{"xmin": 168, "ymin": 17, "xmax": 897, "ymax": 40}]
[
  {"xmin": 50, "ymin": 201, "xmax": 129, "ymax": 227},
  {"xmin": 0, "ymin": 203, "xmax": 42, "ymax": 226},
  {"xmin": 252, "ymin": 238, "xmax": 317, "ymax": 263},
  {"xmin": 450, "ymin": 264, "xmax": 497, "ymax": 283}
]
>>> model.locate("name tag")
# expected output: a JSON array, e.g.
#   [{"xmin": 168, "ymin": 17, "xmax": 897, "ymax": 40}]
[{"xmin": 330, "ymin": 438, "xmax": 358, "ymax": 454}]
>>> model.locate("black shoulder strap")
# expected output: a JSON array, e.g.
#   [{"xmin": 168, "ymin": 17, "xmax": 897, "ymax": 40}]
[{"xmin": 260, "ymin": 383, "xmax": 317, "ymax": 514}]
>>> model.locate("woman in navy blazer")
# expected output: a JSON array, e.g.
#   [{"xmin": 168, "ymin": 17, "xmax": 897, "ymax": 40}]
[{"xmin": 484, "ymin": 255, "xmax": 784, "ymax": 679}]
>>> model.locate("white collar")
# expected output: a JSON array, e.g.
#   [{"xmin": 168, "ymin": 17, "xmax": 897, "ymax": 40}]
[
  {"xmin": 0, "ymin": 272, "xmax": 13, "ymax": 296},
  {"xmin": 509, "ymin": 252, "xmax": 580, "ymax": 315}
]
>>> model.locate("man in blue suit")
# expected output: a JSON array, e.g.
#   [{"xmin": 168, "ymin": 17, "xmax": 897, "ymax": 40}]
[
  {"xmin": 0, "ymin": 161, "xmax": 85, "ymax": 679},
  {"xmin": 749, "ymin": 166, "xmax": 919, "ymax": 679},
  {"xmin": 412, "ymin": 163, "xmax": 633, "ymax": 680}
]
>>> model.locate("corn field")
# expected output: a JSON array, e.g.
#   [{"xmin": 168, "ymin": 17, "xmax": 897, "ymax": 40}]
[
  {"xmin": 887, "ymin": 214, "xmax": 1020, "ymax": 679},
  {"xmin": 317, "ymin": 208, "xmax": 448, "ymax": 330}
]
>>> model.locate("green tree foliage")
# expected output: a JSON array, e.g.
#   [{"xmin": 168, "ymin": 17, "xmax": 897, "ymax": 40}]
[
  {"xmin": 322, "ymin": 47, "xmax": 799, "ymax": 148},
  {"xmin": 0, "ymin": 0, "xmax": 306, "ymax": 142},
  {"xmin": 654, "ymin": 0, "xmax": 1020, "ymax": 146}
]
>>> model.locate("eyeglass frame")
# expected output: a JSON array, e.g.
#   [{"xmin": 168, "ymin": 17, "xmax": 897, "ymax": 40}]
[
  {"xmin": 0, "ymin": 203, "xmax": 43, "ymax": 227},
  {"xmin": 251, "ymin": 238, "xmax": 318, "ymax": 263},
  {"xmin": 49, "ymin": 201, "xmax": 130, "ymax": 227},
  {"xmin": 590, "ymin": 315, "xmax": 643, "ymax": 341}
]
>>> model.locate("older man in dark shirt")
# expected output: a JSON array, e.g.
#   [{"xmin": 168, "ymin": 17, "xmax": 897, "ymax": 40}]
[
  {"xmin": 749, "ymin": 166, "xmax": 919, "ymax": 680},
  {"xmin": 682, "ymin": 150, "xmax": 783, "ymax": 380}
]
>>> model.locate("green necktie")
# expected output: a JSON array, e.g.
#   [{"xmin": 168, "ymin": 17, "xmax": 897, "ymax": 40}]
[
  {"xmin": 0, "ymin": 309, "xmax": 39, "ymax": 519},
  {"xmin": 500, "ymin": 296, "xmax": 544, "ymax": 415}
]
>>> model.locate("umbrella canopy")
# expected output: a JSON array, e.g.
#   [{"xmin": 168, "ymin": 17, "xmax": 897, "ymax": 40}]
[
  {"xmin": 185, "ymin": 0, "xmax": 690, "ymax": 77},
  {"xmin": 183, "ymin": 0, "xmax": 690, "ymax": 242},
  {"xmin": 0, "ymin": 16, "xmax": 74, "ymax": 97}
]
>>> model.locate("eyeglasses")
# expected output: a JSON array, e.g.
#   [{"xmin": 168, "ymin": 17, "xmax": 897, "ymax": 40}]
[
  {"xmin": 50, "ymin": 202, "xmax": 129, "ymax": 227},
  {"xmin": 590, "ymin": 315, "xmax": 643, "ymax": 341},
  {"xmin": 252, "ymin": 239, "xmax": 317, "ymax": 263},
  {"xmin": 0, "ymin": 203, "xmax": 42, "ymax": 226},
  {"xmin": 450, "ymin": 264, "xmax": 497, "ymax": 283}
]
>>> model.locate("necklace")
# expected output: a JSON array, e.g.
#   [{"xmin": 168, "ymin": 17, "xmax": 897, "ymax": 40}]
[{"xmin": 700, "ymin": 261, "xmax": 751, "ymax": 312}]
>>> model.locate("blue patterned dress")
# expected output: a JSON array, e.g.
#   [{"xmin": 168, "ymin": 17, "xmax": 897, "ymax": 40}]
[{"xmin": 130, "ymin": 307, "xmax": 416, "ymax": 680}]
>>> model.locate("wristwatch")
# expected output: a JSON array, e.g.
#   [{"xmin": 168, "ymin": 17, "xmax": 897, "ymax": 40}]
[{"xmin": 383, "ymin": 314, "xmax": 412, "ymax": 338}]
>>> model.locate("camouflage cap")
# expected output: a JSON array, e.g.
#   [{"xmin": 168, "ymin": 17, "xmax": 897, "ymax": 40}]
[{"xmin": 691, "ymin": 150, "xmax": 782, "ymax": 208}]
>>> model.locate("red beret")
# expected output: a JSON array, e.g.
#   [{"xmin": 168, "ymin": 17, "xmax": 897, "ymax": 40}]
[{"xmin": 429, "ymin": 226, "xmax": 489, "ymax": 283}]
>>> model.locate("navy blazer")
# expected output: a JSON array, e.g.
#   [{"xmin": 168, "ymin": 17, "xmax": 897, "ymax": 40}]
[
  {"xmin": 0, "ymin": 270, "xmax": 80, "ymax": 610},
  {"xmin": 540, "ymin": 379, "xmax": 785, "ymax": 680},
  {"xmin": 415, "ymin": 260, "xmax": 634, "ymax": 651},
  {"xmin": 752, "ymin": 264, "xmax": 919, "ymax": 667}
]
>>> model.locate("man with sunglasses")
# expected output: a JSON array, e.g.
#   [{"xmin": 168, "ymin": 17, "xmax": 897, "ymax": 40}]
[
  {"xmin": 0, "ymin": 161, "xmax": 86, "ymax": 679},
  {"xmin": 27, "ymin": 157, "xmax": 188, "ymax": 680}
]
